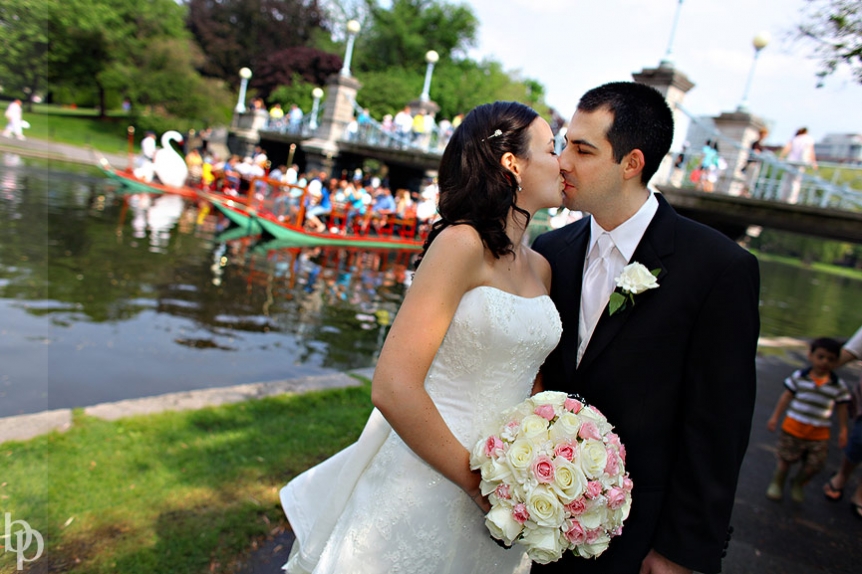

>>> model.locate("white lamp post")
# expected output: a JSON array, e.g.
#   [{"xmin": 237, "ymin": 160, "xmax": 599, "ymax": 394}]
[
  {"xmin": 659, "ymin": 0, "xmax": 685, "ymax": 67},
  {"xmin": 309, "ymin": 87, "xmax": 324, "ymax": 131},
  {"xmin": 340, "ymin": 20, "xmax": 361, "ymax": 78},
  {"xmin": 420, "ymin": 50, "xmax": 439, "ymax": 102},
  {"xmin": 235, "ymin": 67, "xmax": 252, "ymax": 113},
  {"xmin": 738, "ymin": 31, "xmax": 770, "ymax": 113}
]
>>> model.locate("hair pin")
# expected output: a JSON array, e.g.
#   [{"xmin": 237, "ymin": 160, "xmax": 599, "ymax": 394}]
[{"xmin": 482, "ymin": 129, "xmax": 503, "ymax": 142}]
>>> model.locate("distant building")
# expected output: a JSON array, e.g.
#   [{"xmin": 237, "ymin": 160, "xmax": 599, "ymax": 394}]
[{"xmin": 814, "ymin": 133, "xmax": 862, "ymax": 164}]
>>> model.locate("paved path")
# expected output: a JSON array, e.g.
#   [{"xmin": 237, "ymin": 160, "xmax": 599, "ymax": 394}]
[{"xmin": 0, "ymin": 136, "xmax": 127, "ymax": 168}]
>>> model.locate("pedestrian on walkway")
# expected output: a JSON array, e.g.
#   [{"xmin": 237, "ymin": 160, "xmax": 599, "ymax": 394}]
[
  {"xmin": 822, "ymin": 325, "xmax": 862, "ymax": 520},
  {"xmin": 2, "ymin": 99, "xmax": 26, "ymax": 141},
  {"xmin": 766, "ymin": 337, "xmax": 851, "ymax": 502}
]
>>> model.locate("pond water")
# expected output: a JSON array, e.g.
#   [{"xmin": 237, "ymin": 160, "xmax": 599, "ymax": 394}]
[{"xmin": 2, "ymin": 153, "xmax": 862, "ymax": 417}]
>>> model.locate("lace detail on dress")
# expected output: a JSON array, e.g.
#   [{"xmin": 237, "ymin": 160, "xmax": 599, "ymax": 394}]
[{"xmin": 282, "ymin": 286, "xmax": 561, "ymax": 574}]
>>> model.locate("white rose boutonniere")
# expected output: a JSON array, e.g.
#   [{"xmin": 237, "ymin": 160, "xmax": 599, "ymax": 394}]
[{"xmin": 608, "ymin": 262, "xmax": 660, "ymax": 316}]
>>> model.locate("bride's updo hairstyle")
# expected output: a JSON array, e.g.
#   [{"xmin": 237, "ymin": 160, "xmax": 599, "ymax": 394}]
[{"xmin": 417, "ymin": 101, "xmax": 538, "ymax": 267}]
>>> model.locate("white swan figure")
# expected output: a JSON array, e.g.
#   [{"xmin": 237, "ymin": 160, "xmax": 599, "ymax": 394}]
[{"xmin": 153, "ymin": 130, "xmax": 189, "ymax": 188}]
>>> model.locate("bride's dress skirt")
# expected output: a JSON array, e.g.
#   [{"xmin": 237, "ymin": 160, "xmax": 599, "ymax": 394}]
[{"xmin": 281, "ymin": 287, "xmax": 562, "ymax": 573}]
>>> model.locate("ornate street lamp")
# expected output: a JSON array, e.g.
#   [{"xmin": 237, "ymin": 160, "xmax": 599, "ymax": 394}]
[
  {"xmin": 659, "ymin": 0, "xmax": 685, "ymax": 68},
  {"xmin": 340, "ymin": 20, "xmax": 361, "ymax": 78},
  {"xmin": 738, "ymin": 31, "xmax": 770, "ymax": 112},
  {"xmin": 420, "ymin": 50, "xmax": 439, "ymax": 103},
  {"xmin": 309, "ymin": 87, "xmax": 324, "ymax": 131},
  {"xmin": 235, "ymin": 67, "xmax": 252, "ymax": 113}
]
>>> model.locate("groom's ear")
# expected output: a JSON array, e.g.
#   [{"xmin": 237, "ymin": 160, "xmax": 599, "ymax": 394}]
[{"xmin": 621, "ymin": 149, "xmax": 645, "ymax": 182}]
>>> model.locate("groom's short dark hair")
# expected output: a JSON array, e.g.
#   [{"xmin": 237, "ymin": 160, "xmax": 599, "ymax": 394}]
[{"xmin": 577, "ymin": 82, "xmax": 674, "ymax": 185}]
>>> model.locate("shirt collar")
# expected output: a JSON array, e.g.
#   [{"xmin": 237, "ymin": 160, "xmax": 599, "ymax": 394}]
[{"xmin": 588, "ymin": 192, "xmax": 659, "ymax": 262}]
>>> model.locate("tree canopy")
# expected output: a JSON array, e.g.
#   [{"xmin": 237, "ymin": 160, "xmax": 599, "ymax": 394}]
[{"xmin": 797, "ymin": 0, "xmax": 862, "ymax": 84}]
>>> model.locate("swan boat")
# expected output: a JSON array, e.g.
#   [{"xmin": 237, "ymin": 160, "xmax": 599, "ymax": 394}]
[{"xmin": 98, "ymin": 152, "xmax": 425, "ymax": 251}]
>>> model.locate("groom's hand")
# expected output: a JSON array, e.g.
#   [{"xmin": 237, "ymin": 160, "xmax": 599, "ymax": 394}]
[{"xmin": 639, "ymin": 550, "xmax": 691, "ymax": 574}]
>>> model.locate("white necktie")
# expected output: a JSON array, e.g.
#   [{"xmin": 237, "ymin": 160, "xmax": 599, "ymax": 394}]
[{"xmin": 581, "ymin": 233, "xmax": 615, "ymax": 346}]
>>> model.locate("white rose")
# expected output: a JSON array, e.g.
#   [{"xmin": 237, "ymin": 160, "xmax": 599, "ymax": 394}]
[
  {"xmin": 520, "ymin": 414, "xmax": 550, "ymax": 440},
  {"xmin": 521, "ymin": 526, "xmax": 564, "ymax": 565},
  {"xmin": 506, "ymin": 439, "xmax": 535, "ymax": 474},
  {"xmin": 549, "ymin": 412, "xmax": 581, "ymax": 442},
  {"xmin": 579, "ymin": 439, "xmax": 608, "ymax": 478},
  {"xmin": 577, "ymin": 501, "xmax": 607, "ymax": 530},
  {"xmin": 480, "ymin": 458, "xmax": 513, "ymax": 491},
  {"xmin": 485, "ymin": 505, "xmax": 524, "ymax": 546},
  {"xmin": 526, "ymin": 485, "xmax": 565, "ymax": 528},
  {"xmin": 552, "ymin": 458, "xmax": 587, "ymax": 502},
  {"xmin": 470, "ymin": 439, "xmax": 488, "ymax": 469},
  {"xmin": 531, "ymin": 391, "xmax": 567, "ymax": 407},
  {"xmin": 615, "ymin": 262, "xmax": 659, "ymax": 295},
  {"xmin": 576, "ymin": 532, "xmax": 611, "ymax": 558},
  {"xmin": 578, "ymin": 406, "xmax": 613, "ymax": 435}
]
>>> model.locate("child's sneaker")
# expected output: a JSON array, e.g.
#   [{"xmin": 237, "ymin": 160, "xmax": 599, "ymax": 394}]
[
  {"xmin": 766, "ymin": 478, "xmax": 784, "ymax": 501},
  {"xmin": 790, "ymin": 479, "xmax": 805, "ymax": 503}
]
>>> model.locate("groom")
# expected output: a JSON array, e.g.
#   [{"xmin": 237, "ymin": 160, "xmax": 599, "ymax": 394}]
[{"xmin": 533, "ymin": 82, "xmax": 760, "ymax": 574}]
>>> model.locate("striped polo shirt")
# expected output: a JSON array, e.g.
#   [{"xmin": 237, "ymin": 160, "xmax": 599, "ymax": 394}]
[{"xmin": 781, "ymin": 367, "xmax": 851, "ymax": 440}]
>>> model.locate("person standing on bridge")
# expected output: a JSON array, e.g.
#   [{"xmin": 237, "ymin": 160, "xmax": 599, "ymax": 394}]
[{"xmin": 779, "ymin": 127, "xmax": 818, "ymax": 204}]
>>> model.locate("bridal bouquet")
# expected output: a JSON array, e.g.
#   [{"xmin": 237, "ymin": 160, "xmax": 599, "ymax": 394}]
[{"xmin": 470, "ymin": 391, "xmax": 632, "ymax": 564}]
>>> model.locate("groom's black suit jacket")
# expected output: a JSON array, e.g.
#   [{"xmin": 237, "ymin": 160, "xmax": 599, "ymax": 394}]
[{"xmin": 532, "ymin": 195, "xmax": 759, "ymax": 574}]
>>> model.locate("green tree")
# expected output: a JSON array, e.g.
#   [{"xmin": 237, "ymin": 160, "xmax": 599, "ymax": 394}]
[
  {"xmin": 357, "ymin": 0, "xmax": 478, "ymax": 71},
  {"xmin": 797, "ymin": 0, "xmax": 862, "ymax": 84},
  {"xmin": 185, "ymin": 0, "xmax": 329, "ymax": 85},
  {"xmin": 0, "ymin": 0, "xmax": 55, "ymax": 108}
]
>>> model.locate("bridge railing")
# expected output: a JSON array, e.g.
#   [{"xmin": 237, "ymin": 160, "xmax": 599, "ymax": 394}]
[
  {"xmin": 668, "ymin": 106, "xmax": 862, "ymax": 211},
  {"xmin": 345, "ymin": 100, "xmax": 449, "ymax": 154},
  {"xmin": 263, "ymin": 114, "xmax": 319, "ymax": 138}
]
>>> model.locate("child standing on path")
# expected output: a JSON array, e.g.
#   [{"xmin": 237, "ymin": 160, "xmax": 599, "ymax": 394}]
[
  {"xmin": 767, "ymin": 337, "xmax": 851, "ymax": 502},
  {"xmin": 822, "ymin": 325, "xmax": 862, "ymax": 519}
]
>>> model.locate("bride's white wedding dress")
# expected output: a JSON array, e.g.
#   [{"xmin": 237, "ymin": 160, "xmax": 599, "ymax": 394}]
[{"xmin": 281, "ymin": 285, "xmax": 562, "ymax": 573}]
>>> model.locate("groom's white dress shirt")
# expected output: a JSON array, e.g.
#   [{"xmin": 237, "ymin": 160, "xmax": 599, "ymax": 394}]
[{"xmin": 577, "ymin": 192, "xmax": 659, "ymax": 365}]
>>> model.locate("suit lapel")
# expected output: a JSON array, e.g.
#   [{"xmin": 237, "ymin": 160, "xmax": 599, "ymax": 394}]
[{"xmin": 576, "ymin": 196, "xmax": 676, "ymax": 374}]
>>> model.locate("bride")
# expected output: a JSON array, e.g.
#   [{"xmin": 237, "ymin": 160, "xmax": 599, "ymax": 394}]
[{"xmin": 281, "ymin": 101, "xmax": 564, "ymax": 573}]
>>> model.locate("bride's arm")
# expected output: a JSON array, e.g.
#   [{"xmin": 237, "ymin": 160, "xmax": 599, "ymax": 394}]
[
  {"xmin": 529, "ymin": 248, "xmax": 553, "ymax": 397},
  {"xmin": 371, "ymin": 225, "xmax": 489, "ymax": 508}
]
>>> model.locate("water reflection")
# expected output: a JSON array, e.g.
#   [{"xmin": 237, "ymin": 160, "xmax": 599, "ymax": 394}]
[{"xmin": 1, "ymin": 154, "xmax": 861, "ymax": 418}]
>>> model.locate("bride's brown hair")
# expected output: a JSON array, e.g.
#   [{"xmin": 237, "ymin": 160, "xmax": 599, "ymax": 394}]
[{"xmin": 417, "ymin": 101, "xmax": 538, "ymax": 268}]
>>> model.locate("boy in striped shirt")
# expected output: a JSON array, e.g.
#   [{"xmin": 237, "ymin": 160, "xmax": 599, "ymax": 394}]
[{"xmin": 766, "ymin": 337, "xmax": 851, "ymax": 502}]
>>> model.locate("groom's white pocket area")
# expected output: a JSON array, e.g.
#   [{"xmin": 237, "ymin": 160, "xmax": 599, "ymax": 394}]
[{"xmin": 470, "ymin": 391, "xmax": 632, "ymax": 565}]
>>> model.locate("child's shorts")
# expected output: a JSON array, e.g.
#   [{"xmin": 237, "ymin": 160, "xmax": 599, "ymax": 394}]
[
  {"xmin": 845, "ymin": 417, "xmax": 862, "ymax": 465},
  {"xmin": 776, "ymin": 431, "xmax": 829, "ymax": 474}
]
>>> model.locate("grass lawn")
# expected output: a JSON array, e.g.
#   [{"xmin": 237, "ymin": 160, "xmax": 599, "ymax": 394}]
[
  {"xmin": 0, "ymin": 380, "xmax": 373, "ymax": 573},
  {"xmin": 21, "ymin": 104, "xmax": 136, "ymax": 155},
  {"xmin": 752, "ymin": 250, "xmax": 862, "ymax": 281}
]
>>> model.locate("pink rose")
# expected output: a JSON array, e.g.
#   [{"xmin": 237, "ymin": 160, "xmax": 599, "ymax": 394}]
[
  {"xmin": 564, "ymin": 497, "xmax": 587, "ymax": 515},
  {"xmin": 586, "ymin": 528, "xmax": 602, "ymax": 543},
  {"xmin": 604, "ymin": 451, "xmax": 619, "ymax": 476},
  {"xmin": 484, "ymin": 435, "xmax": 504, "ymax": 457},
  {"xmin": 623, "ymin": 477, "xmax": 634, "ymax": 492},
  {"xmin": 506, "ymin": 420, "xmax": 520, "ymax": 431},
  {"xmin": 512, "ymin": 503, "xmax": 530, "ymax": 524},
  {"xmin": 612, "ymin": 525, "xmax": 623, "ymax": 537},
  {"xmin": 606, "ymin": 487, "xmax": 626, "ymax": 510},
  {"xmin": 585, "ymin": 481, "xmax": 602, "ymax": 499},
  {"xmin": 578, "ymin": 421, "xmax": 601, "ymax": 441},
  {"xmin": 564, "ymin": 520, "xmax": 587, "ymax": 545},
  {"xmin": 564, "ymin": 398, "xmax": 583, "ymax": 413},
  {"xmin": 495, "ymin": 483, "xmax": 511, "ymax": 500},
  {"xmin": 554, "ymin": 441, "xmax": 576, "ymax": 461},
  {"xmin": 531, "ymin": 455, "xmax": 556, "ymax": 484},
  {"xmin": 619, "ymin": 443, "xmax": 627, "ymax": 463},
  {"xmin": 534, "ymin": 404, "xmax": 556, "ymax": 421},
  {"xmin": 606, "ymin": 432, "xmax": 621, "ymax": 449}
]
